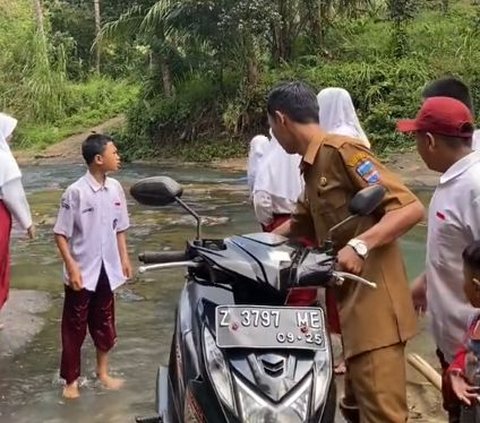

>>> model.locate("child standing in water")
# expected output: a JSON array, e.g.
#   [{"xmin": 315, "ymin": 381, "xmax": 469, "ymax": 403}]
[
  {"xmin": 444, "ymin": 241, "xmax": 480, "ymax": 415},
  {"xmin": 54, "ymin": 133, "xmax": 132, "ymax": 399}
]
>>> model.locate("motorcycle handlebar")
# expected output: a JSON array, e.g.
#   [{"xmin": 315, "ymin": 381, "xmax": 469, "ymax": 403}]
[
  {"xmin": 333, "ymin": 271, "xmax": 377, "ymax": 289},
  {"xmin": 138, "ymin": 251, "xmax": 187, "ymax": 264}
]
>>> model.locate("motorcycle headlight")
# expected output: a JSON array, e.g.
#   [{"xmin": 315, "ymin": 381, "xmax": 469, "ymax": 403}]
[
  {"xmin": 235, "ymin": 373, "xmax": 311, "ymax": 422},
  {"xmin": 203, "ymin": 327, "xmax": 236, "ymax": 414},
  {"xmin": 312, "ymin": 357, "xmax": 332, "ymax": 412}
]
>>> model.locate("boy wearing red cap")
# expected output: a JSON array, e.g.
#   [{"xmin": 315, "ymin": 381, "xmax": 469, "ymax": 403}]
[{"xmin": 397, "ymin": 96, "xmax": 480, "ymax": 422}]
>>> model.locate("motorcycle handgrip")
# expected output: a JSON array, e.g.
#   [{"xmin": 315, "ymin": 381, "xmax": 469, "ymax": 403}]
[{"xmin": 138, "ymin": 251, "xmax": 186, "ymax": 264}]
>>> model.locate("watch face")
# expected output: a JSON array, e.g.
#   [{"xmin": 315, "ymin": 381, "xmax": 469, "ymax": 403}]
[
  {"xmin": 356, "ymin": 243, "xmax": 368, "ymax": 256},
  {"xmin": 352, "ymin": 242, "xmax": 368, "ymax": 256}
]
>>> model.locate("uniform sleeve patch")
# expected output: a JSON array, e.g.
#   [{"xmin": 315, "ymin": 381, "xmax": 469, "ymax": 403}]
[
  {"xmin": 355, "ymin": 159, "xmax": 380, "ymax": 185},
  {"xmin": 347, "ymin": 152, "xmax": 369, "ymax": 167}
]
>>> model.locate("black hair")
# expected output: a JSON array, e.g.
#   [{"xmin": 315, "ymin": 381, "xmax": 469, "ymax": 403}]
[
  {"xmin": 422, "ymin": 77, "xmax": 474, "ymax": 115},
  {"xmin": 463, "ymin": 241, "xmax": 480, "ymax": 269},
  {"xmin": 82, "ymin": 133, "xmax": 114, "ymax": 165},
  {"xmin": 267, "ymin": 81, "xmax": 319, "ymax": 124}
]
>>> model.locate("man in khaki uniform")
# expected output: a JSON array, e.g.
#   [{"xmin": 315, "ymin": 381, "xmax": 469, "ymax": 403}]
[{"xmin": 267, "ymin": 82, "xmax": 425, "ymax": 422}]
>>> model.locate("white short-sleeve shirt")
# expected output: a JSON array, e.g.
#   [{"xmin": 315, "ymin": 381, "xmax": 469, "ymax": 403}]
[
  {"xmin": 53, "ymin": 172, "xmax": 130, "ymax": 291},
  {"xmin": 426, "ymin": 150, "xmax": 480, "ymax": 362}
]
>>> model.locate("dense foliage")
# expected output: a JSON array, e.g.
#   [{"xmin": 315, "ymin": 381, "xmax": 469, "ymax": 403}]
[
  {"xmin": 3, "ymin": 1, "xmax": 480, "ymax": 159},
  {"xmin": 114, "ymin": 0, "xmax": 480, "ymax": 160}
]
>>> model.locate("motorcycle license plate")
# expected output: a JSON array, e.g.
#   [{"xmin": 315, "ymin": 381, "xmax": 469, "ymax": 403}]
[{"xmin": 215, "ymin": 306, "xmax": 326, "ymax": 350}]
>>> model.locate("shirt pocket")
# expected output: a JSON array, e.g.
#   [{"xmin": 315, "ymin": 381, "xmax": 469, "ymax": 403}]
[
  {"xmin": 430, "ymin": 220, "xmax": 465, "ymax": 267},
  {"xmin": 112, "ymin": 197, "xmax": 124, "ymax": 231},
  {"xmin": 311, "ymin": 186, "xmax": 351, "ymax": 239}
]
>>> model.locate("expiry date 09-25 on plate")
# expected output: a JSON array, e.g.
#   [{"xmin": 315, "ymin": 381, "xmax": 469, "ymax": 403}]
[{"xmin": 215, "ymin": 306, "xmax": 326, "ymax": 350}]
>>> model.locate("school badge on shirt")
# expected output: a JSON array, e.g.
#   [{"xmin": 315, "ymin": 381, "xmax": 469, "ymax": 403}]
[{"xmin": 355, "ymin": 159, "xmax": 380, "ymax": 185}]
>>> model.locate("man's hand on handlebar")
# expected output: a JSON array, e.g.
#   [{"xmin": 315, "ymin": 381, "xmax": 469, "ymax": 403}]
[{"xmin": 337, "ymin": 245, "xmax": 364, "ymax": 275}]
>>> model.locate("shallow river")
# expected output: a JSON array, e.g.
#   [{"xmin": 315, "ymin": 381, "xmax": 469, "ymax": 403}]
[{"xmin": 0, "ymin": 163, "xmax": 435, "ymax": 422}]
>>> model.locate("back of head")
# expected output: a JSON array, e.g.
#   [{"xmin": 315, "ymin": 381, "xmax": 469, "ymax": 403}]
[
  {"xmin": 82, "ymin": 133, "xmax": 114, "ymax": 165},
  {"xmin": 267, "ymin": 81, "xmax": 319, "ymax": 124},
  {"xmin": 422, "ymin": 77, "xmax": 474, "ymax": 115},
  {"xmin": 0, "ymin": 113, "xmax": 18, "ymax": 153},
  {"xmin": 249, "ymin": 135, "xmax": 269, "ymax": 155},
  {"xmin": 317, "ymin": 87, "xmax": 356, "ymax": 130},
  {"xmin": 317, "ymin": 87, "xmax": 370, "ymax": 147}
]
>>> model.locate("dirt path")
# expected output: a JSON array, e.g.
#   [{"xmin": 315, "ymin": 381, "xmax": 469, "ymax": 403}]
[{"xmin": 14, "ymin": 115, "xmax": 126, "ymax": 166}]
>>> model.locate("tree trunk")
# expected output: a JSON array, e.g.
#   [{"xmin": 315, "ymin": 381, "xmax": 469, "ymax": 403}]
[
  {"xmin": 94, "ymin": 0, "xmax": 101, "ymax": 74},
  {"xmin": 244, "ymin": 35, "xmax": 259, "ymax": 88},
  {"xmin": 32, "ymin": 0, "xmax": 48, "ymax": 63},
  {"xmin": 159, "ymin": 55, "xmax": 173, "ymax": 97}
]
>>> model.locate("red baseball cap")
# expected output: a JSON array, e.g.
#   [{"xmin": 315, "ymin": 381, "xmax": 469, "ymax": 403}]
[{"xmin": 396, "ymin": 96, "xmax": 474, "ymax": 138}]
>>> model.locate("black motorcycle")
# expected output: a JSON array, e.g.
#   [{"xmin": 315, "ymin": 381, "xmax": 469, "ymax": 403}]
[{"xmin": 132, "ymin": 176, "xmax": 385, "ymax": 423}]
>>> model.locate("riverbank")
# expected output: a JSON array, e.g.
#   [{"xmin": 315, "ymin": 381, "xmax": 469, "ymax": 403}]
[{"xmin": 14, "ymin": 122, "xmax": 439, "ymax": 189}]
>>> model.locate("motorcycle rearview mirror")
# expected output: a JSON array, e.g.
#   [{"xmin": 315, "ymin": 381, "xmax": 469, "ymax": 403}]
[
  {"xmin": 130, "ymin": 176, "xmax": 202, "ymax": 240},
  {"xmin": 326, "ymin": 185, "xmax": 386, "ymax": 246},
  {"xmin": 348, "ymin": 185, "xmax": 386, "ymax": 216}
]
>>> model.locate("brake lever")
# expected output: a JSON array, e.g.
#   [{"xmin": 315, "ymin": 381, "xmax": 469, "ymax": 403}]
[
  {"xmin": 138, "ymin": 261, "xmax": 201, "ymax": 274},
  {"xmin": 332, "ymin": 271, "xmax": 377, "ymax": 289}
]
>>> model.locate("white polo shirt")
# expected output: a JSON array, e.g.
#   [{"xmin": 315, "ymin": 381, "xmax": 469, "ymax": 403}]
[
  {"xmin": 426, "ymin": 150, "xmax": 480, "ymax": 363},
  {"xmin": 53, "ymin": 172, "xmax": 130, "ymax": 292},
  {"xmin": 472, "ymin": 129, "xmax": 480, "ymax": 150}
]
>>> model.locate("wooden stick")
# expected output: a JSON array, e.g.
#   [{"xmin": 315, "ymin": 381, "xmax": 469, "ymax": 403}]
[{"xmin": 407, "ymin": 353, "xmax": 442, "ymax": 392}]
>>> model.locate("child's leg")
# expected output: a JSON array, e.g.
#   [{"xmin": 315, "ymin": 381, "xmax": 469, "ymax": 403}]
[
  {"xmin": 88, "ymin": 266, "xmax": 123, "ymax": 390},
  {"xmin": 60, "ymin": 285, "xmax": 91, "ymax": 398}
]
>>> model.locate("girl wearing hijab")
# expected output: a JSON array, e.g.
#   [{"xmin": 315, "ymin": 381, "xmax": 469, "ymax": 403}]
[
  {"xmin": 247, "ymin": 135, "xmax": 269, "ymax": 196},
  {"xmin": 316, "ymin": 87, "xmax": 370, "ymax": 374},
  {"xmin": 252, "ymin": 132, "xmax": 319, "ymax": 306},
  {"xmin": 252, "ymin": 131, "xmax": 304, "ymax": 232},
  {"xmin": 317, "ymin": 87, "xmax": 371, "ymax": 149},
  {"xmin": 0, "ymin": 113, "xmax": 34, "ymax": 324}
]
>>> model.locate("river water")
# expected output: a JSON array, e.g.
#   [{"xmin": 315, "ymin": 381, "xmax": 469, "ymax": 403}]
[{"xmin": 0, "ymin": 163, "xmax": 438, "ymax": 422}]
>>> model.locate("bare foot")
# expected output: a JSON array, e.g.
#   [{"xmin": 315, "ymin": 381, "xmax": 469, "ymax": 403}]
[
  {"xmin": 63, "ymin": 381, "xmax": 80, "ymax": 399},
  {"xmin": 334, "ymin": 360, "xmax": 347, "ymax": 375},
  {"xmin": 0, "ymin": 323, "xmax": 4, "ymax": 330},
  {"xmin": 98, "ymin": 374, "xmax": 125, "ymax": 390}
]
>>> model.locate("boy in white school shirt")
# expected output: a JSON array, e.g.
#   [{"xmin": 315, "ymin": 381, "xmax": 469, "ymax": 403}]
[
  {"xmin": 397, "ymin": 97, "xmax": 480, "ymax": 422},
  {"xmin": 54, "ymin": 133, "xmax": 132, "ymax": 399}
]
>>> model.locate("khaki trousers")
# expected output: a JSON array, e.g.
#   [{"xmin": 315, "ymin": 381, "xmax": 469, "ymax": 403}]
[{"xmin": 343, "ymin": 342, "xmax": 408, "ymax": 423}]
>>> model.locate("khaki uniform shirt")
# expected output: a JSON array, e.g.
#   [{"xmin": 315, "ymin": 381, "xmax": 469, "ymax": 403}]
[{"xmin": 291, "ymin": 132, "xmax": 418, "ymax": 359}]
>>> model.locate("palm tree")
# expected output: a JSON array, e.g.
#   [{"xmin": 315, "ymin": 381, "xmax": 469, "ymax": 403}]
[
  {"xmin": 94, "ymin": 0, "xmax": 101, "ymax": 73},
  {"xmin": 99, "ymin": 1, "xmax": 190, "ymax": 97}
]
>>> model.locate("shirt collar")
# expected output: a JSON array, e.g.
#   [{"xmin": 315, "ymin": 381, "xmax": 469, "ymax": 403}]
[
  {"xmin": 440, "ymin": 150, "xmax": 480, "ymax": 185},
  {"xmin": 302, "ymin": 131, "xmax": 327, "ymax": 166},
  {"xmin": 84, "ymin": 171, "xmax": 110, "ymax": 192}
]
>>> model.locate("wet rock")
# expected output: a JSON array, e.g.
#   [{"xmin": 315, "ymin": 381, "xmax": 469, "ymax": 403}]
[{"xmin": 0, "ymin": 290, "xmax": 51, "ymax": 358}]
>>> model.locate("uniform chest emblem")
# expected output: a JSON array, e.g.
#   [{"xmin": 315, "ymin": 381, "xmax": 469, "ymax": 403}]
[
  {"xmin": 355, "ymin": 159, "xmax": 380, "ymax": 185},
  {"xmin": 320, "ymin": 177, "xmax": 328, "ymax": 187}
]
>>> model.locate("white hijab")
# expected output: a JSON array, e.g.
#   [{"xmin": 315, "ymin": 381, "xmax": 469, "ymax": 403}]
[
  {"xmin": 253, "ymin": 131, "xmax": 304, "ymax": 203},
  {"xmin": 247, "ymin": 135, "xmax": 269, "ymax": 194},
  {"xmin": 0, "ymin": 113, "xmax": 21, "ymax": 188},
  {"xmin": 317, "ymin": 87, "xmax": 371, "ymax": 149}
]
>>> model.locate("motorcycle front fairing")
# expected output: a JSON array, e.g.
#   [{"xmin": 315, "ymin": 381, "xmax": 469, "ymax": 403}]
[{"xmin": 164, "ymin": 234, "xmax": 336, "ymax": 422}]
